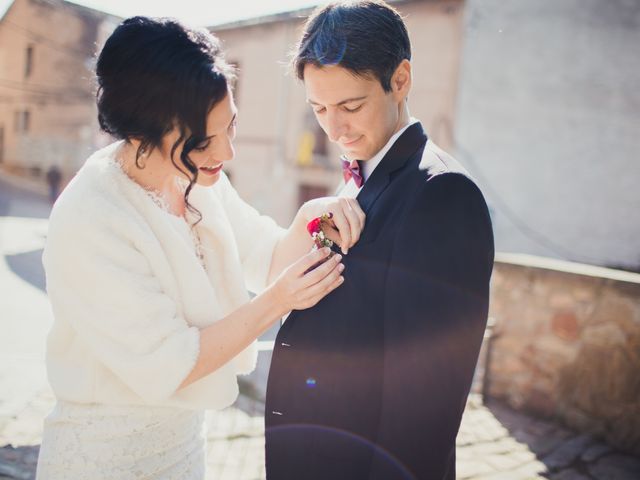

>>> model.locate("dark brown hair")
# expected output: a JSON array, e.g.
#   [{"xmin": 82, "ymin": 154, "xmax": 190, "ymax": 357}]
[{"xmin": 293, "ymin": 0, "xmax": 411, "ymax": 92}]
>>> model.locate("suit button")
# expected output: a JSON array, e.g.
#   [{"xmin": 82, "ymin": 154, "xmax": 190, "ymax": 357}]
[
  {"xmin": 271, "ymin": 410, "xmax": 283, "ymax": 416},
  {"xmin": 281, "ymin": 342, "xmax": 291, "ymax": 347}
]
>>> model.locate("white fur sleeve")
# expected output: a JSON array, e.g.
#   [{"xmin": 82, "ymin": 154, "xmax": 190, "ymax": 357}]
[
  {"xmin": 43, "ymin": 215, "xmax": 200, "ymax": 404},
  {"xmin": 216, "ymin": 172, "xmax": 287, "ymax": 293}
]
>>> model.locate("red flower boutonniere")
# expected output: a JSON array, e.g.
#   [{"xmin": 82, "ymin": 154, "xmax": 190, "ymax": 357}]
[
  {"xmin": 306, "ymin": 212, "xmax": 335, "ymax": 250},
  {"xmin": 304, "ymin": 212, "xmax": 335, "ymax": 273}
]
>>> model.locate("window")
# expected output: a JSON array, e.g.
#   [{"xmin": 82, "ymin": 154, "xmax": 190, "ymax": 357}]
[
  {"xmin": 25, "ymin": 45, "xmax": 34, "ymax": 78},
  {"xmin": 14, "ymin": 110, "xmax": 30, "ymax": 133}
]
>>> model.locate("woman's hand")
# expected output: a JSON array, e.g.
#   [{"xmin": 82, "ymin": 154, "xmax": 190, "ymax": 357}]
[
  {"xmin": 268, "ymin": 247, "xmax": 344, "ymax": 312},
  {"xmin": 301, "ymin": 197, "xmax": 366, "ymax": 254}
]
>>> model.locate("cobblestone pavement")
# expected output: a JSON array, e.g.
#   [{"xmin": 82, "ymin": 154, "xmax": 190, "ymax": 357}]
[{"xmin": 1, "ymin": 390, "xmax": 639, "ymax": 480}]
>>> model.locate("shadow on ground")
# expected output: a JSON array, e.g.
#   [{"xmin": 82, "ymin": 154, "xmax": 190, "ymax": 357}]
[
  {"xmin": 5, "ymin": 249, "xmax": 46, "ymax": 293},
  {"xmin": 486, "ymin": 398, "xmax": 640, "ymax": 479},
  {"xmin": 0, "ymin": 178, "xmax": 50, "ymax": 220},
  {"xmin": 0, "ymin": 444, "xmax": 38, "ymax": 480}
]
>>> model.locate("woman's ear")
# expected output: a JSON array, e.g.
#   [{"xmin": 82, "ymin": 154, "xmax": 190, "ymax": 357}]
[{"xmin": 391, "ymin": 59, "xmax": 412, "ymax": 101}]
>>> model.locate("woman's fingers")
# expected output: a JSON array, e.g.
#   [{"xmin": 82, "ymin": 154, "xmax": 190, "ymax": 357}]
[
  {"xmin": 304, "ymin": 197, "xmax": 366, "ymax": 255},
  {"xmin": 343, "ymin": 198, "xmax": 365, "ymax": 247},
  {"xmin": 301, "ymin": 253, "xmax": 342, "ymax": 287},
  {"xmin": 322, "ymin": 225, "xmax": 342, "ymax": 247},
  {"xmin": 295, "ymin": 247, "xmax": 333, "ymax": 276},
  {"xmin": 299, "ymin": 262, "xmax": 345, "ymax": 306},
  {"xmin": 329, "ymin": 202, "xmax": 352, "ymax": 254},
  {"xmin": 325, "ymin": 198, "xmax": 366, "ymax": 253},
  {"xmin": 349, "ymin": 198, "xmax": 366, "ymax": 231}
]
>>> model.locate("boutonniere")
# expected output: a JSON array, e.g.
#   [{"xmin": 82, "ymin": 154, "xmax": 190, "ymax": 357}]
[
  {"xmin": 305, "ymin": 212, "xmax": 336, "ymax": 273},
  {"xmin": 306, "ymin": 212, "xmax": 335, "ymax": 250}
]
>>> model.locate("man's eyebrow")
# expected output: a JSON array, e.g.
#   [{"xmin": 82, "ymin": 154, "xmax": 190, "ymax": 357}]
[{"xmin": 307, "ymin": 96, "xmax": 368, "ymax": 107}]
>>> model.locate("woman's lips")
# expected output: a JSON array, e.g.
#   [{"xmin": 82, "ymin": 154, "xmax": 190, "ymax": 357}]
[{"xmin": 199, "ymin": 164, "xmax": 223, "ymax": 176}]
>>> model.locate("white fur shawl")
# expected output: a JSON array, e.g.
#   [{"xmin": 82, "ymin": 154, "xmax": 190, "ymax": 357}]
[{"xmin": 43, "ymin": 142, "xmax": 286, "ymax": 410}]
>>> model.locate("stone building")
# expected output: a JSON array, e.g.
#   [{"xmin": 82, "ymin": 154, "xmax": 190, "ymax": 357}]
[{"xmin": 0, "ymin": 0, "xmax": 119, "ymax": 180}]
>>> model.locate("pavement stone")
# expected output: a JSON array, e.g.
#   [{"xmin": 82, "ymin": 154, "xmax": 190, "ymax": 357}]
[
  {"xmin": 456, "ymin": 459, "xmax": 496, "ymax": 479},
  {"xmin": 510, "ymin": 459, "xmax": 548, "ymax": 477},
  {"xmin": 587, "ymin": 453, "xmax": 640, "ymax": 479},
  {"xmin": 548, "ymin": 468, "xmax": 592, "ymax": 480},
  {"xmin": 581, "ymin": 442, "xmax": 613, "ymax": 462},
  {"xmin": 541, "ymin": 434, "xmax": 597, "ymax": 470}
]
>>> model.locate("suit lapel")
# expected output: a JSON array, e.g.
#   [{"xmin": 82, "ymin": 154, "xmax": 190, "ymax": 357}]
[{"xmin": 356, "ymin": 122, "xmax": 428, "ymax": 215}]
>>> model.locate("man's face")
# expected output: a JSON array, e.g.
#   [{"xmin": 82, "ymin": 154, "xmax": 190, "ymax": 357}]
[{"xmin": 304, "ymin": 64, "xmax": 405, "ymax": 161}]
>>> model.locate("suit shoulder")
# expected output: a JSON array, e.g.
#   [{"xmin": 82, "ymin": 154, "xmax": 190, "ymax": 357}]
[
  {"xmin": 414, "ymin": 140, "xmax": 487, "ymax": 198},
  {"xmin": 418, "ymin": 140, "xmax": 473, "ymax": 181}
]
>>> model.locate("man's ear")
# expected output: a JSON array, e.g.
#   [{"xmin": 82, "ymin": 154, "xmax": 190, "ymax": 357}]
[{"xmin": 391, "ymin": 59, "xmax": 412, "ymax": 101}]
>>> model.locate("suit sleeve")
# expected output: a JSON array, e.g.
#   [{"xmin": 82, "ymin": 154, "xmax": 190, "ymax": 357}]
[{"xmin": 370, "ymin": 173, "xmax": 494, "ymax": 480}]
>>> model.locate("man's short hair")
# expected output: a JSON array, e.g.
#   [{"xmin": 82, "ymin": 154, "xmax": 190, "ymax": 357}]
[{"xmin": 293, "ymin": 0, "xmax": 411, "ymax": 92}]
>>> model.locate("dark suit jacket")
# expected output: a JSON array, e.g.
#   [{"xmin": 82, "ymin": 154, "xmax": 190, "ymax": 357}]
[{"xmin": 265, "ymin": 123, "xmax": 494, "ymax": 480}]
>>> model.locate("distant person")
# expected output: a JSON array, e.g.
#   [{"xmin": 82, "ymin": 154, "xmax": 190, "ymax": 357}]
[
  {"xmin": 45, "ymin": 164, "xmax": 62, "ymax": 203},
  {"xmin": 265, "ymin": 2, "xmax": 495, "ymax": 479},
  {"xmin": 36, "ymin": 17, "xmax": 364, "ymax": 479}
]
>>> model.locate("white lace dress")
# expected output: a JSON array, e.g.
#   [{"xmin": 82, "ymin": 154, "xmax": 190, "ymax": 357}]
[{"xmin": 36, "ymin": 402, "xmax": 206, "ymax": 479}]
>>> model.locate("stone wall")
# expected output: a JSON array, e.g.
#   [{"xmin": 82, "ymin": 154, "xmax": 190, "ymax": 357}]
[{"xmin": 486, "ymin": 254, "xmax": 640, "ymax": 456}]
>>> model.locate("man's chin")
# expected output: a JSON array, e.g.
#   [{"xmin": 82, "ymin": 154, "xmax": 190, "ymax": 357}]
[{"xmin": 342, "ymin": 147, "xmax": 373, "ymax": 162}]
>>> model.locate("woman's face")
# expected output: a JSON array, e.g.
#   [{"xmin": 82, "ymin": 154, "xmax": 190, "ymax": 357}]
[{"xmin": 163, "ymin": 90, "xmax": 238, "ymax": 187}]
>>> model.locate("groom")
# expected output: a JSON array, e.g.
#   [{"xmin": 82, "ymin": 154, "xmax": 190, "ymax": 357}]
[{"xmin": 265, "ymin": 2, "xmax": 494, "ymax": 479}]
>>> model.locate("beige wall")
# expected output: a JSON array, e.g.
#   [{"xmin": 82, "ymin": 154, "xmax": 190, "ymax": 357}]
[
  {"xmin": 0, "ymin": 0, "xmax": 116, "ymax": 178},
  {"xmin": 214, "ymin": 0, "xmax": 465, "ymax": 226}
]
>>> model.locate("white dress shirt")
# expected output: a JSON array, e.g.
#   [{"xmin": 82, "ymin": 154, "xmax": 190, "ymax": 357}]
[{"xmin": 339, "ymin": 117, "xmax": 419, "ymax": 199}]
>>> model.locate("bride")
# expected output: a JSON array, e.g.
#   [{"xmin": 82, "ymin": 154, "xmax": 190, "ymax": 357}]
[{"xmin": 35, "ymin": 16, "xmax": 365, "ymax": 479}]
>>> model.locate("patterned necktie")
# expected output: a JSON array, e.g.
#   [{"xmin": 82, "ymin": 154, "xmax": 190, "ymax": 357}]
[{"xmin": 341, "ymin": 158, "xmax": 364, "ymax": 188}]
